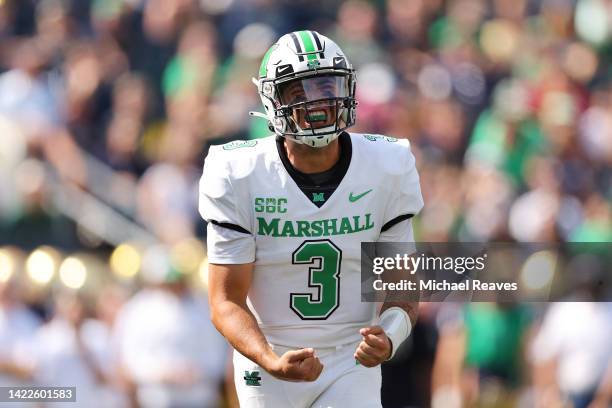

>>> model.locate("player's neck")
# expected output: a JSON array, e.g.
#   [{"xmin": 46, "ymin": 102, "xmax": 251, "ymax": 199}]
[{"xmin": 283, "ymin": 137, "xmax": 340, "ymax": 174}]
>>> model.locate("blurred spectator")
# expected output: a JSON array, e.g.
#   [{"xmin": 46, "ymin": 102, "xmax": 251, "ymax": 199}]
[
  {"xmin": 530, "ymin": 302, "xmax": 612, "ymax": 408},
  {"xmin": 0, "ymin": 273, "xmax": 40, "ymax": 387},
  {"xmin": 101, "ymin": 72, "xmax": 150, "ymax": 174},
  {"xmin": 136, "ymin": 159, "xmax": 200, "ymax": 245},
  {"xmin": 30, "ymin": 290, "xmax": 128, "ymax": 407},
  {"xmin": 0, "ymin": 38, "xmax": 61, "ymax": 141},
  {"xmin": 432, "ymin": 303, "xmax": 533, "ymax": 408},
  {"xmin": 113, "ymin": 249, "xmax": 227, "ymax": 408}
]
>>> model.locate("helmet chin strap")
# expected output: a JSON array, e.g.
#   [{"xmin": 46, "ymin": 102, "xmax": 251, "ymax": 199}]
[
  {"xmin": 291, "ymin": 130, "xmax": 340, "ymax": 148},
  {"xmin": 294, "ymin": 120, "xmax": 339, "ymax": 139}
]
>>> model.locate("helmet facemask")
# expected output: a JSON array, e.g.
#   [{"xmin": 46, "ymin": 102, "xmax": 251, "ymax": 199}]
[
  {"xmin": 276, "ymin": 73, "xmax": 354, "ymax": 140},
  {"xmin": 260, "ymin": 71, "xmax": 356, "ymax": 147}
]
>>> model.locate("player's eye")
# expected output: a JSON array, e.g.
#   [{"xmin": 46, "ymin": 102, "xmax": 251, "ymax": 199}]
[
  {"xmin": 313, "ymin": 78, "xmax": 339, "ymax": 98},
  {"xmin": 281, "ymin": 83, "xmax": 306, "ymax": 104},
  {"xmin": 287, "ymin": 90, "xmax": 306, "ymax": 104},
  {"xmin": 318, "ymin": 84, "xmax": 336, "ymax": 97}
]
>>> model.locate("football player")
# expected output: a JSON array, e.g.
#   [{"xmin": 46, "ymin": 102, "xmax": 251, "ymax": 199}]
[{"xmin": 200, "ymin": 31, "xmax": 424, "ymax": 407}]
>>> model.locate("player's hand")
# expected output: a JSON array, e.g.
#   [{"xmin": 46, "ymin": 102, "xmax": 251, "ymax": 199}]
[
  {"xmin": 266, "ymin": 348, "xmax": 324, "ymax": 382},
  {"xmin": 354, "ymin": 326, "xmax": 392, "ymax": 367}
]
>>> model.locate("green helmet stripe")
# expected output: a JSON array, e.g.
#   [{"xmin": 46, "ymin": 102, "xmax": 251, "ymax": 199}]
[
  {"xmin": 297, "ymin": 30, "xmax": 318, "ymax": 61},
  {"xmin": 259, "ymin": 44, "xmax": 275, "ymax": 77}
]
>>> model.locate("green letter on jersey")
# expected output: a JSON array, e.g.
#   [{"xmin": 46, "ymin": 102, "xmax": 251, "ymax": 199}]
[{"xmin": 290, "ymin": 240, "xmax": 341, "ymax": 320}]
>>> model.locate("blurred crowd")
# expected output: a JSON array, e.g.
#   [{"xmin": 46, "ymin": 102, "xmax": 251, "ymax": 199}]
[
  {"xmin": 0, "ymin": 0, "xmax": 611, "ymax": 407},
  {"xmin": 0, "ymin": 260, "xmax": 230, "ymax": 408}
]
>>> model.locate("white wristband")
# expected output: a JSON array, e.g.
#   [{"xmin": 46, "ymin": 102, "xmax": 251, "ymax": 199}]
[{"xmin": 379, "ymin": 307, "xmax": 412, "ymax": 360}]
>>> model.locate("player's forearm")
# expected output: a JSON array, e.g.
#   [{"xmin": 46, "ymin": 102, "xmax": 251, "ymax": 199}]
[
  {"xmin": 378, "ymin": 301, "xmax": 418, "ymax": 359},
  {"xmin": 380, "ymin": 259, "xmax": 419, "ymax": 326},
  {"xmin": 210, "ymin": 299, "xmax": 277, "ymax": 370}
]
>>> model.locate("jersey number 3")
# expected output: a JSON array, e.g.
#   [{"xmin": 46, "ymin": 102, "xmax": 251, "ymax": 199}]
[{"xmin": 290, "ymin": 240, "xmax": 341, "ymax": 320}]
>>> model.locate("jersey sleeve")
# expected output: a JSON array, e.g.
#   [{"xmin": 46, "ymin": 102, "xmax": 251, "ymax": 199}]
[
  {"xmin": 378, "ymin": 139, "xmax": 423, "ymax": 242},
  {"xmin": 199, "ymin": 146, "xmax": 255, "ymax": 263},
  {"xmin": 206, "ymin": 222, "xmax": 255, "ymax": 264},
  {"xmin": 378, "ymin": 218, "xmax": 415, "ymax": 242}
]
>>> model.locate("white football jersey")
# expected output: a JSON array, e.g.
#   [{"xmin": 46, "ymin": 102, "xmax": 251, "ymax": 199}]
[{"xmin": 199, "ymin": 133, "xmax": 423, "ymax": 348}]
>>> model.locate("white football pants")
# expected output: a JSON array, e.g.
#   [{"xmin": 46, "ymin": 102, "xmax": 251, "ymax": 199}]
[{"xmin": 233, "ymin": 340, "xmax": 382, "ymax": 408}]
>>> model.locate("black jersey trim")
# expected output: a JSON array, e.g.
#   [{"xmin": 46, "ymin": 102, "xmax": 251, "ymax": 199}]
[
  {"xmin": 381, "ymin": 214, "xmax": 414, "ymax": 232},
  {"xmin": 208, "ymin": 220, "xmax": 251, "ymax": 235}
]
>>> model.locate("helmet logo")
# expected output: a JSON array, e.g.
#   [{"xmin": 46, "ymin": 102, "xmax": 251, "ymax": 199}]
[
  {"xmin": 307, "ymin": 59, "xmax": 321, "ymax": 69},
  {"xmin": 333, "ymin": 56, "xmax": 347, "ymax": 68},
  {"xmin": 276, "ymin": 64, "xmax": 294, "ymax": 76},
  {"xmin": 263, "ymin": 83, "xmax": 274, "ymax": 96}
]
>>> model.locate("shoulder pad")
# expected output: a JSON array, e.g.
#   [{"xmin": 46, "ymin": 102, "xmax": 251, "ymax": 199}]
[
  {"xmin": 352, "ymin": 133, "xmax": 415, "ymax": 176},
  {"xmin": 206, "ymin": 137, "xmax": 273, "ymax": 180}
]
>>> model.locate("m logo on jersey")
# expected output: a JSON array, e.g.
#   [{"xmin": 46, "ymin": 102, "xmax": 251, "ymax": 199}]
[
  {"xmin": 244, "ymin": 371, "xmax": 261, "ymax": 386},
  {"xmin": 312, "ymin": 192, "xmax": 325, "ymax": 203}
]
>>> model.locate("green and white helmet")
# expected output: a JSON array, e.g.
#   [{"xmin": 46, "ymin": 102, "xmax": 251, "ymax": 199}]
[{"xmin": 251, "ymin": 30, "xmax": 357, "ymax": 148}]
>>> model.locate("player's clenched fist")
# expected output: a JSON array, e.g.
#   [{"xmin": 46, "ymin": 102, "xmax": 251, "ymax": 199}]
[
  {"xmin": 265, "ymin": 348, "xmax": 324, "ymax": 382},
  {"xmin": 354, "ymin": 326, "xmax": 392, "ymax": 367}
]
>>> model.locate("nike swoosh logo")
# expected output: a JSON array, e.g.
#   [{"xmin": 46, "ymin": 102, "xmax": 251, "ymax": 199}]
[
  {"xmin": 334, "ymin": 57, "xmax": 344, "ymax": 64},
  {"xmin": 349, "ymin": 189, "xmax": 373, "ymax": 202},
  {"xmin": 277, "ymin": 66, "xmax": 290, "ymax": 73}
]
